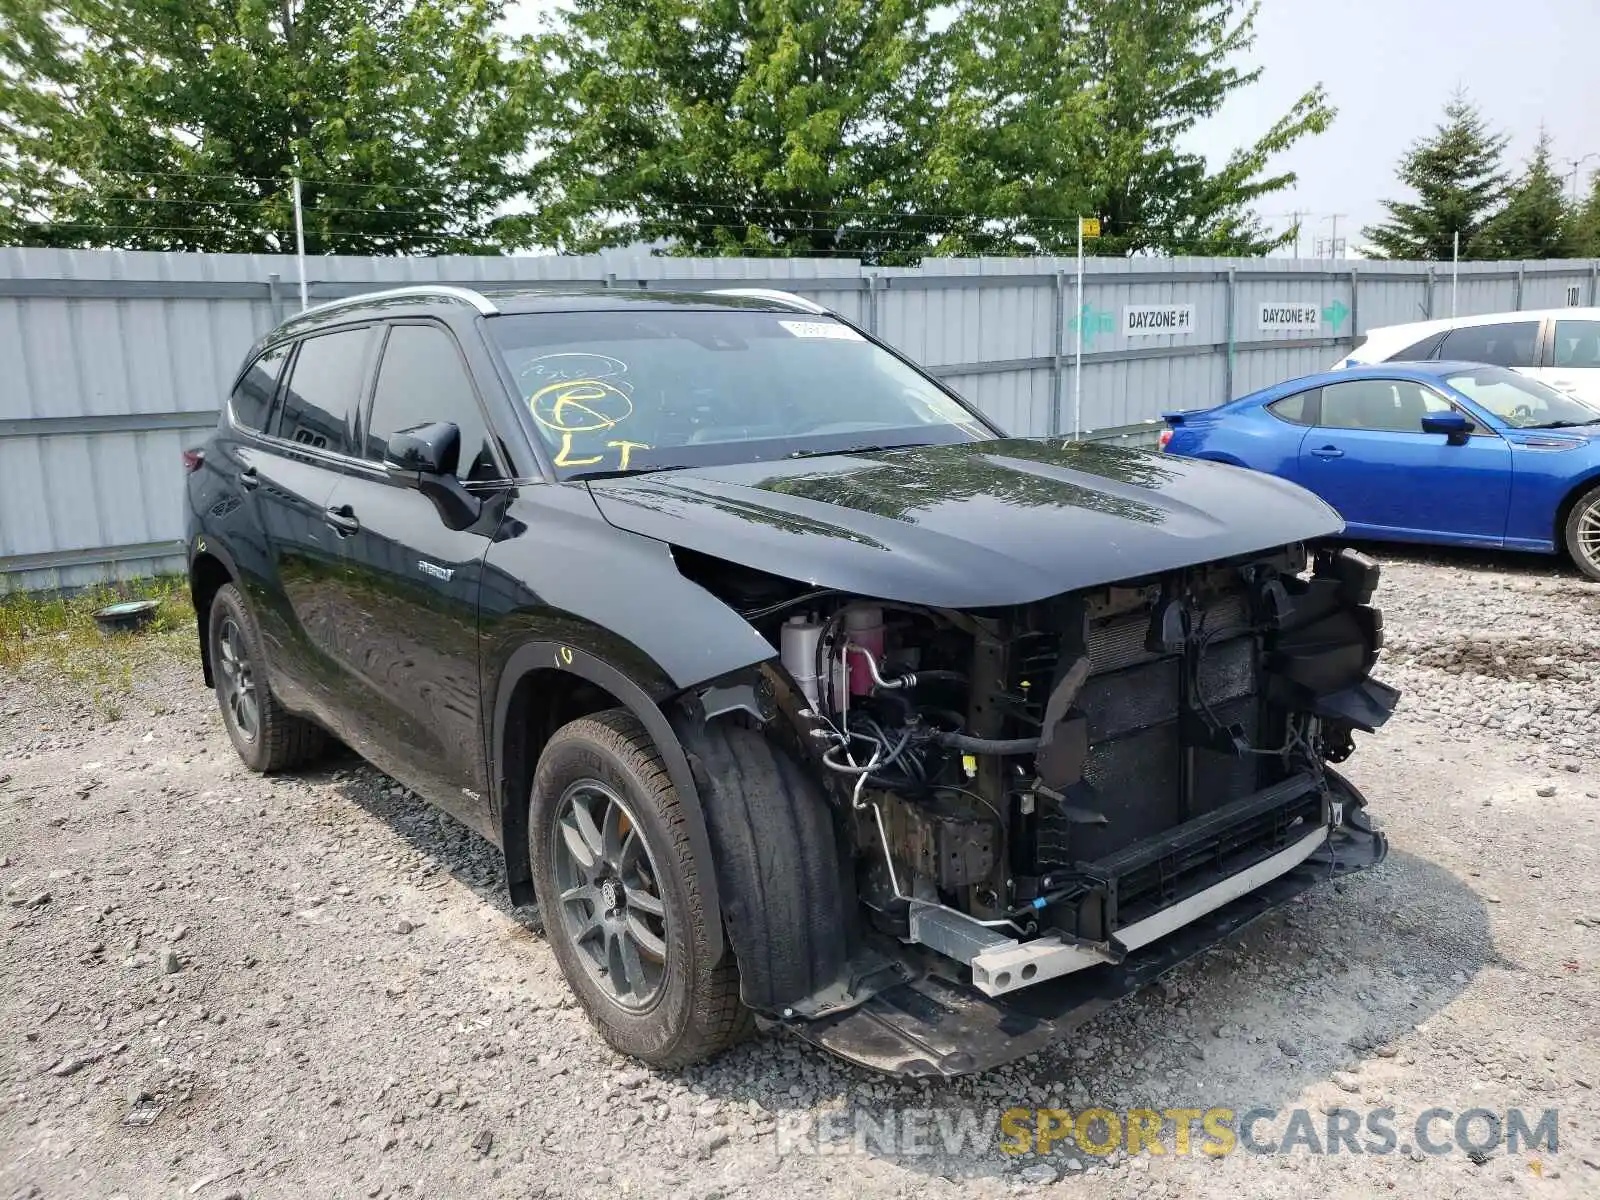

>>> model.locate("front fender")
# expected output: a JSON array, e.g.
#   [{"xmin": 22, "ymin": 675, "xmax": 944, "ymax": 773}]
[
  {"xmin": 489, "ymin": 639, "xmax": 725, "ymax": 963},
  {"xmin": 482, "ymin": 484, "xmax": 778, "ymax": 690}
]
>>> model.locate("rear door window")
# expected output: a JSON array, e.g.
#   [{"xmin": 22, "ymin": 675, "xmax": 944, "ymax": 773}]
[
  {"xmin": 274, "ymin": 327, "xmax": 375, "ymax": 456},
  {"xmin": 1438, "ymin": 321, "xmax": 1540, "ymax": 368},
  {"xmin": 230, "ymin": 343, "xmax": 290, "ymax": 432}
]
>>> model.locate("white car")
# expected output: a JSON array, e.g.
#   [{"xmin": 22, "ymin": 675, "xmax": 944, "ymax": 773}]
[{"xmin": 1332, "ymin": 308, "xmax": 1600, "ymax": 409}]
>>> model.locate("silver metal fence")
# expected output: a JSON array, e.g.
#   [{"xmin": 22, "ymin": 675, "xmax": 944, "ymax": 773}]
[{"xmin": 3, "ymin": 247, "xmax": 1596, "ymax": 591}]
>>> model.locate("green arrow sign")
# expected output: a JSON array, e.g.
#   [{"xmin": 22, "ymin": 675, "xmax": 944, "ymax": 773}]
[
  {"xmin": 1068, "ymin": 304, "xmax": 1116, "ymax": 346},
  {"xmin": 1323, "ymin": 299, "xmax": 1350, "ymax": 330}
]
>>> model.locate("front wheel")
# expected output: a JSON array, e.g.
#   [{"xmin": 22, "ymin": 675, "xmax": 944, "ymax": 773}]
[
  {"xmin": 1564, "ymin": 484, "xmax": 1600, "ymax": 582},
  {"xmin": 529, "ymin": 709, "xmax": 750, "ymax": 1067}
]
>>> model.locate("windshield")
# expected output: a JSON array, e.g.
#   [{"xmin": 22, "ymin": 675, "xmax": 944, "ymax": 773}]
[
  {"xmin": 1444, "ymin": 367, "xmax": 1600, "ymax": 429},
  {"xmin": 489, "ymin": 309, "xmax": 993, "ymax": 478}
]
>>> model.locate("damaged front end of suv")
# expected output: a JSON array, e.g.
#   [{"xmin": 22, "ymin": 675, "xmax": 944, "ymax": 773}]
[
  {"xmin": 591, "ymin": 445, "xmax": 1398, "ymax": 1079},
  {"xmin": 478, "ymin": 294, "xmax": 1398, "ymax": 1077}
]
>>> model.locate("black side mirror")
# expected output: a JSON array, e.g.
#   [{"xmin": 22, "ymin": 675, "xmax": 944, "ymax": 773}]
[
  {"xmin": 385, "ymin": 422, "xmax": 459, "ymax": 475},
  {"xmin": 1420, "ymin": 411, "xmax": 1473, "ymax": 445},
  {"xmin": 384, "ymin": 422, "xmax": 482, "ymax": 529}
]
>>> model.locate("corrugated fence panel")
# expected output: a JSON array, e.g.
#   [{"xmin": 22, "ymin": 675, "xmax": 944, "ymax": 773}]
[
  {"xmin": 3, "ymin": 248, "xmax": 1598, "ymax": 591},
  {"xmin": 952, "ymin": 368, "xmax": 1054, "ymax": 437},
  {"xmin": 1522, "ymin": 267, "xmax": 1596, "ymax": 310}
]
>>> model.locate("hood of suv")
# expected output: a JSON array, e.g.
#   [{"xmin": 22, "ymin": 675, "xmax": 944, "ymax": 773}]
[{"xmin": 586, "ymin": 438, "xmax": 1343, "ymax": 608}]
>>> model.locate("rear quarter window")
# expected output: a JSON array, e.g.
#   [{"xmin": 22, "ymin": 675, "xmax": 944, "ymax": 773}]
[
  {"xmin": 1382, "ymin": 330, "xmax": 1449, "ymax": 362},
  {"xmin": 1267, "ymin": 389, "xmax": 1317, "ymax": 425},
  {"xmin": 230, "ymin": 344, "xmax": 290, "ymax": 431}
]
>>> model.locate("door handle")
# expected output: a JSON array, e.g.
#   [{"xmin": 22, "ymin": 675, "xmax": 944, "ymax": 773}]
[
  {"xmin": 238, "ymin": 467, "xmax": 259, "ymax": 491},
  {"xmin": 1309, "ymin": 446, "xmax": 1344, "ymax": 459},
  {"xmin": 324, "ymin": 504, "xmax": 360, "ymax": 537}
]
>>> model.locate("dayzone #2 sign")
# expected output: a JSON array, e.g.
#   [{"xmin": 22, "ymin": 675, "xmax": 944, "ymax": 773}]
[
  {"xmin": 1122, "ymin": 305, "xmax": 1195, "ymax": 336},
  {"xmin": 1258, "ymin": 303, "xmax": 1322, "ymax": 332}
]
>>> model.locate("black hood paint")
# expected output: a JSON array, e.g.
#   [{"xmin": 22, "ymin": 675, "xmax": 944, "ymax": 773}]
[{"xmin": 587, "ymin": 438, "xmax": 1343, "ymax": 608}]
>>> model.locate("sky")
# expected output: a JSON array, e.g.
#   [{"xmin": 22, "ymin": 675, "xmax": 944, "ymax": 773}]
[
  {"xmin": 1186, "ymin": 0, "xmax": 1600, "ymax": 253},
  {"xmin": 504, "ymin": 0, "xmax": 1600, "ymax": 255}
]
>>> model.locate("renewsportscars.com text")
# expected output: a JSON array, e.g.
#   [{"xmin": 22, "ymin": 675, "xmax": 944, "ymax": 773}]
[{"xmin": 773, "ymin": 1105, "xmax": 1559, "ymax": 1160}]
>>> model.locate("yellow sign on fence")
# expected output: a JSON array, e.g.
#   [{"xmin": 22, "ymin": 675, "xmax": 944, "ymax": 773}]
[{"xmin": 1079, "ymin": 217, "xmax": 1101, "ymax": 238}]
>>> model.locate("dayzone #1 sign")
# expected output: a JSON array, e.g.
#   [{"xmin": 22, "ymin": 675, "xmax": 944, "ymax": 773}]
[
  {"xmin": 1122, "ymin": 305, "xmax": 1195, "ymax": 336},
  {"xmin": 1258, "ymin": 303, "xmax": 1322, "ymax": 332}
]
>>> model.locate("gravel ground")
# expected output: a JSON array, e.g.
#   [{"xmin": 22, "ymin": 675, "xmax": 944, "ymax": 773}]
[{"xmin": 3, "ymin": 546, "xmax": 1599, "ymax": 1200}]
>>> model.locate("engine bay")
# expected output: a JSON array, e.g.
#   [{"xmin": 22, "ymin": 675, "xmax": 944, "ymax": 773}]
[{"xmin": 694, "ymin": 540, "xmax": 1397, "ymax": 998}]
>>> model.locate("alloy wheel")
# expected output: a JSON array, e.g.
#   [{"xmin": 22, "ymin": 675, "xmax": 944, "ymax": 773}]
[
  {"xmin": 549, "ymin": 779, "xmax": 669, "ymax": 1011},
  {"xmin": 1578, "ymin": 497, "xmax": 1600, "ymax": 575},
  {"xmin": 215, "ymin": 616, "xmax": 259, "ymax": 741}
]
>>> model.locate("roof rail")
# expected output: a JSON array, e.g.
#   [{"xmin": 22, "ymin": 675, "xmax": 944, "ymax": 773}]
[
  {"xmin": 297, "ymin": 284, "xmax": 499, "ymax": 320},
  {"xmin": 706, "ymin": 287, "xmax": 830, "ymax": 315}
]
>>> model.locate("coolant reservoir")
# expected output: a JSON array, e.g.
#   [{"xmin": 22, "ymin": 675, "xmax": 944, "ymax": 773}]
[
  {"xmin": 845, "ymin": 605, "xmax": 885, "ymax": 696},
  {"xmin": 780, "ymin": 615, "xmax": 823, "ymax": 708}
]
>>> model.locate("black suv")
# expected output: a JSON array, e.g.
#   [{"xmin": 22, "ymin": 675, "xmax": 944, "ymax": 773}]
[{"xmin": 186, "ymin": 285, "xmax": 1397, "ymax": 1077}]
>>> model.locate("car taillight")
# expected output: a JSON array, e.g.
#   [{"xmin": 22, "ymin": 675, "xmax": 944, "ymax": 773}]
[
  {"xmin": 1157, "ymin": 428, "xmax": 1173, "ymax": 451},
  {"xmin": 182, "ymin": 449, "xmax": 205, "ymax": 473}
]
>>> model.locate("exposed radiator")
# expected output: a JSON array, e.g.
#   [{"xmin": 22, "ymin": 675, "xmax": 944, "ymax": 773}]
[{"xmin": 1036, "ymin": 588, "xmax": 1269, "ymax": 866}]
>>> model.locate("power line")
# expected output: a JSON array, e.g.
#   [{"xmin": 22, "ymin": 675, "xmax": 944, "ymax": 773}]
[
  {"xmin": 6, "ymin": 219, "xmax": 487, "ymax": 243},
  {"xmin": 74, "ymin": 167, "xmax": 1289, "ymax": 238},
  {"xmin": 69, "ymin": 166, "xmax": 474, "ymax": 195}
]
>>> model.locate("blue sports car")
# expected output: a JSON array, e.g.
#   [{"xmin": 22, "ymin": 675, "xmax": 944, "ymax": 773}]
[{"xmin": 1159, "ymin": 362, "xmax": 1600, "ymax": 580}]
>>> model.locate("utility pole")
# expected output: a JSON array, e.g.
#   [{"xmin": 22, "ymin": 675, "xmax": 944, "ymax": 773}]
[
  {"xmin": 1074, "ymin": 217, "xmax": 1084, "ymax": 441},
  {"xmin": 292, "ymin": 176, "xmax": 308, "ymax": 311},
  {"xmin": 1451, "ymin": 230, "xmax": 1459, "ymax": 318},
  {"xmin": 1291, "ymin": 210, "xmax": 1303, "ymax": 259},
  {"xmin": 1321, "ymin": 213, "xmax": 1348, "ymax": 260},
  {"xmin": 1562, "ymin": 154, "xmax": 1598, "ymax": 203}
]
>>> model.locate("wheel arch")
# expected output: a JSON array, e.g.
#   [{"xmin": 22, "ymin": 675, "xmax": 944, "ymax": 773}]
[
  {"xmin": 1554, "ymin": 468, "xmax": 1600, "ymax": 555},
  {"xmin": 492, "ymin": 640, "xmax": 725, "ymax": 962},
  {"xmin": 188, "ymin": 542, "xmax": 238, "ymax": 688},
  {"xmin": 668, "ymin": 684, "xmax": 858, "ymax": 1017}
]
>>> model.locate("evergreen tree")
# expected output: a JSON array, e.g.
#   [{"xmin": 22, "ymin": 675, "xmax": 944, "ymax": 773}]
[
  {"xmin": 1363, "ymin": 93, "xmax": 1508, "ymax": 260},
  {"xmin": 1570, "ymin": 171, "xmax": 1600, "ymax": 257},
  {"xmin": 0, "ymin": 0, "xmax": 541, "ymax": 253},
  {"xmin": 1473, "ymin": 132, "xmax": 1573, "ymax": 259}
]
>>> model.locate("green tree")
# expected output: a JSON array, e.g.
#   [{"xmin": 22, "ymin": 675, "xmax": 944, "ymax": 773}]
[
  {"xmin": 926, "ymin": 0, "xmax": 1334, "ymax": 257},
  {"xmin": 524, "ymin": 0, "xmax": 1333, "ymax": 261},
  {"xmin": 521, "ymin": 0, "xmax": 945, "ymax": 261},
  {"xmin": 1474, "ymin": 133, "xmax": 1573, "ymax": 259},
  {"xmin": 1569, "ymin": 171, "xmax": 1600, "ymax": 257},
  {"xmin": 0, "ymin": 0, "xmax": 540, "ymax": 253},
  {"xmin": 1363, "ymin": 93, "xmax": 1508, "ymax": 260}
]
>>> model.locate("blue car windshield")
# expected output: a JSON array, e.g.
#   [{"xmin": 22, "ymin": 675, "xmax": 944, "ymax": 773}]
[
  {"xmin": 1444, "ymin": 367, "xmax": 1600, "ymax": 429},
  {"xmin": 488, "ymin": 309, "xmax": 993, "ymax": 478}
]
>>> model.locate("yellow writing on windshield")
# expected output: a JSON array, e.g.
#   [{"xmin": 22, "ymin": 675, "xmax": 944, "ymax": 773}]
[{"xmin": 530, "ymin": 379, "xmax": 649, "ymax": 470}]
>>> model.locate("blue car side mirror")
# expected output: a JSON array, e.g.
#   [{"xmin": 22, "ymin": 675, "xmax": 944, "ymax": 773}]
[{"xmin": 1420, "ymin": 411, "xmax": 1473, "ymax": 444}]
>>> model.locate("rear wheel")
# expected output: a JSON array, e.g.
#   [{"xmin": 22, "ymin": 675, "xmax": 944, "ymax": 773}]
[
  {"xmin": 530, "ymin": 709, "xmax": 750, "ymax": 1067},
  {"xmin": 208, "ymin": 584, "xmax": 326, "ymax": 772},
  {"xmin": 1563, "ymin": 484, "xmax": 1600, "ymax": 582}
]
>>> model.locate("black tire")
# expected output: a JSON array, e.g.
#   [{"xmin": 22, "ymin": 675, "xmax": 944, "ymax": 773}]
[
  {"xmin": 1563, "ymin": 484, "xmax": 1600, "ymax": 582},
  {"xmin": 208, "ymin": 583, "xmax": 326, "ymax": 772},
  {"xmin": 677, "ymin": 718, "xmax": 851, "ymax": 1014},
  {"xmin": 530, "ymin": 709, "xmax": 751, "ymax": 1068}
]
